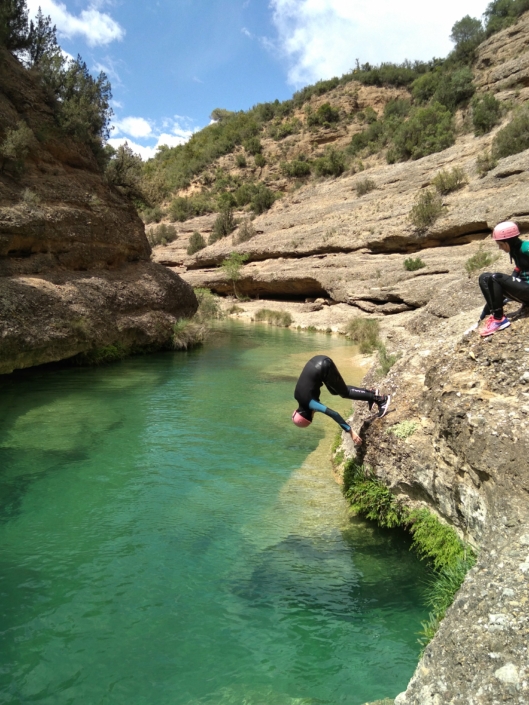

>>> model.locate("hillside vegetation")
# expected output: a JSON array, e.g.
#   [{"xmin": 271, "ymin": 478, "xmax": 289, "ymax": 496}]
[{"xmin": 137, "ymin": 0, "xmax": 529, "ymax": 250}]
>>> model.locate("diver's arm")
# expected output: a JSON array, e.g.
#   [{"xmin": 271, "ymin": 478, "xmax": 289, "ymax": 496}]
[{"xmin": 308, "ymin": 399, "xmax": 350, "ymax": 430}]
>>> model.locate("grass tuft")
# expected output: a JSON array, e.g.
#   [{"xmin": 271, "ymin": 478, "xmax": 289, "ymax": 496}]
[
  {"xmin": 431, "ymin": 167, "xmax": 467, "ymax": 195},
  {"xmin": 409, "ymin": 188, "xmax": 446, "ymax": 232},
  {"xmin": 377, "ymin": 344, "xmax": 399, "ymax": 376},
  {"xmin": 465, "ymin": 245, "xmax": 498, "ymax": 275},
  {"xmin": 254, "ymin": 309, "xmax": 293, "ymax": 327},
  {"xmin": 387, "ymin": 420, "xmax": 417, "ymax": 439},
  {"xmin": 355, "ymin": 177, "xmax": 376, "ymax": 196},
  {"xmin": 345, "ymin": 318, "xmax": 380, "ymax": 353},
  {"xmin": 404, "ymin": 256, "xmax": 426, "ymax": 271},
  {"xmin": 172, "ymin": 319, "xmax": 208, "ymax": 350}
]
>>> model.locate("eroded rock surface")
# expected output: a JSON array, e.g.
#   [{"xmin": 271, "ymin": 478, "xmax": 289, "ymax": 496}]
[
  {"xmin": 341, "ymin": 299, "xmax": 529, "ymax": 704},
  {"xmin": 0, "ymin": 48, "xmax": 196, "ymax": 373}
]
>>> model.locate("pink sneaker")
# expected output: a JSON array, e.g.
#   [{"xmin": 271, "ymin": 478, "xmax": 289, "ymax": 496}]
[{"xmin": 479, "ymin": 315, "xmax": 510, "ymax": 337}]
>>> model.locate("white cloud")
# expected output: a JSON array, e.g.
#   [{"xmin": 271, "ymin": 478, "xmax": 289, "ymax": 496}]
[
  {"xmin": 26, "ymin": 0, "xmax": 124, "ymax": 47},
  {"xmin": 108, "ymin": 118, "xmax": 195, "ymax": 160},
  {"xmin": 92, "ymin": 57, "xmax": 123, "ymax": 86},
  {"xmin": 270, "ymin": 0, "xmax": 488, "ymax": 86},
  {"xmin": 107, "ymin": 138, "xmax": 157, "ymax": 161},
  {"xmin": 114, "ymin": 116, "xmax": 152, "ymax": 138}
]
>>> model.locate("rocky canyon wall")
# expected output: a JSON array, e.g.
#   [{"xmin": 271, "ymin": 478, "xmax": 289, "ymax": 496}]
[{"xmin": 0, "ymin": 48, "xmax": 197, "ymax": 374}]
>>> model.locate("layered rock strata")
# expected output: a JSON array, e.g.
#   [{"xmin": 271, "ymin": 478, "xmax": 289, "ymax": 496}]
[{"xmin": 0, "ymin": 49, "xmax": 196, "ymax": 374}]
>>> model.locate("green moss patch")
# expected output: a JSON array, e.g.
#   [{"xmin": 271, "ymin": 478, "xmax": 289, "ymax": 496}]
[{"xmin": 342, "ymin": 460, "xmax": 476, "ymax": 646}]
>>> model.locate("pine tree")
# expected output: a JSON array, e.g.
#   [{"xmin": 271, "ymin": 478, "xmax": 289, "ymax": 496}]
[
  {"xmin": 27, "ymin": 8, "xmax": 58, "ymax": 66},
  {"xmin": 0, "ymin": 0, "xmax": 30, "ymax": 51}
]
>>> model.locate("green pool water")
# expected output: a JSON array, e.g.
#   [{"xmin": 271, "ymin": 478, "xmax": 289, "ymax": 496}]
[{"xmin": 0, "ymin": 323, "xmax": 428, "ymax": 705}]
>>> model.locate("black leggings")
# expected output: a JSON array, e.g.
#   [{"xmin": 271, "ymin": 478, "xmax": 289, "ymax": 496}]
[
  {"xmin": 479, "ymin": 272, "xmax": 529, "ymax": 319},
  {"xmin": 319, "ymin": 358, "xmax": 376, "ymax": 403}
]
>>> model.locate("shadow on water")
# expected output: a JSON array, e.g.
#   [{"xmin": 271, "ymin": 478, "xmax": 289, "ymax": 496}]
[
  {"xmin": 0, "ymin": 448, "xmax": 90, "ymax": 523},
  {"xmin": 232, "ymin": 524, "xmax": 428, "ymax": 618}
]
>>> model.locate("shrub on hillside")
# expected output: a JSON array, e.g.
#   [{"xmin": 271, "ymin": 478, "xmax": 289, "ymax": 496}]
[
  {"xmin": 411, "ymin": 70, "xmax": 442, "ymax": 103},
  {"xmin": 56, "ymin": 57, "xmax": 112, "ymax": 159},
  {"xmin": 234, "ymin": 182, "xmax": 257, "ymax": 207},
  {"xmin": 377, "ymin": 344, "xmax": 400, "ymax": 376},
  {"xmin": 141, "ymin": 206, "xmax": 163, "ymax": 224},
  {"xmin": 269, "ymin": 118, "xmax": 301, "ymax": 140},
  {"xmin": 472, "ymin": 93, "xmax": 502, "ymax": 135},
  {"xmin": 450, "ymin": 15, "xmax": 485, "ymax": 51},
  {"xmin": 388, "ymin": 102, "xmax": 454, "ymax": 162},
  {"xmin": 233, "ymin": 219, "xmax": 256, "ymax": 244},
  {"xmin": 349, "ymin": 120, "xmax": 385, "ymax": 156},
  {"xmin": 383, "ymin": 99, "xmax": 411, "ymax": 120},
  {"xmin": 476, "ymin": 150, "xmax": 498, "ymax": 176},
  {"xmin": 352, "ymin": 60, "xmax": 431, "ymax": 88},
  {"xmin": 492, "ymin": 105, "xmax": 529, "ymax": 159},
  {"xmin": 244, "ymin": 137, "xmax": 262, "ymax": 155},
  {"xmin": 484, "ymin": 0, "xmax": 529, "ymax": 37},
  {"xmin": 433, "ymin": 67, "xmax": 475, "ymax": 111},
  {"xmin": 431, "ymin": 167, "xmax": 468, "ymax": 194},
  {"xmin": 292, "ymin": 76, "xmax": 341, "ymax": 107},
  {"xmin": 216, "ymin": 191, "xmax": 237, "ymax": 211},
  {"xmin": 254, "ymin": 153, "xmax": 266, "ymax": 168},
  {"xmin": 313, "ymin": 148, "xmax": 346, "ymax": 177},
  {"xmin": 306, "ymin": 102, "xmax": 341, "ymax": 127},
  {"xmin": 355, "ymin": 177, "xmax": 376, "ymax": 196},
  {"xmin": 361, "ymin": 107, "xmax": 378, "ymax": 124},
  {"xmin": 409, "ymin": 189, "xmax": 446, "ymax": 231},
  {"xmin": 168, "ymin": 194, "xmax": 213, "ymax": 222},
  {"xmin": 209, "ymin": 208, "xmax": 236, "ymax": 244},
  {"xmin": 235, "ymin": 153, "xmax": 247, "ymax": 168},
  {"xmin": 251, "ymin": 184, "xmax": 276, "ymax": 214},
  {"xmin": 221, "ymin": 252, "xmax": 249, "ymax": 297},
  {"xmin": 147, "ymin": 223, "xmax": 177, "ymax": 247},
  {"xmin": 0, "ymin": 0, "xmax": 31, "ymax": 50},
  {"xmin": 0, "ymin": 120, "xmax": 35, "ymax": 171},
  {"xmin": 187, "ymin": 231, "xmax": 206, "ymax": 255},
  {"xmin": 404, "ymin": 256, "xmax": 426, "ymax": 271},
  {"xmin": 281, "ymin": 159, "xmax": 311, "ymax": 178}
]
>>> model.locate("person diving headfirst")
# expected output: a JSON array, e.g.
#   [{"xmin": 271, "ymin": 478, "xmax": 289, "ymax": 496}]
[{"xmin": 292, "ymin": 355, "xmax": 391, "ymax": 445}]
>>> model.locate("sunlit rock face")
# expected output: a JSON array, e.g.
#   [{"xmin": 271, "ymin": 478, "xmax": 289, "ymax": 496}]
[{"xmin": 0, "ymin": 48, "xmax": 197, "ymax": 373}]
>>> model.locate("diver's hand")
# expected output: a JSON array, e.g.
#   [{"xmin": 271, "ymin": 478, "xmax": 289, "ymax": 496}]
[{"xmin": 350, "ymin": 429, "xmax": 362, "ymax": 446}]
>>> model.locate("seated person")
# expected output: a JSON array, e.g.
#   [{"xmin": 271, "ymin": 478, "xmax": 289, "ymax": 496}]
[{"xmin": 478, "ymin": 221, "xmax": 529, "ymax": 337}]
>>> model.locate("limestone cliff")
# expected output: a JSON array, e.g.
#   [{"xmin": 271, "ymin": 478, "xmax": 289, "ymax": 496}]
[{"xmin": 0, "ymin": 48, "xmax": 197, "ymax": 374}]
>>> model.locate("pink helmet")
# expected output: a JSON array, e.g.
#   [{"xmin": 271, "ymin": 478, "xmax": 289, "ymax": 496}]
[
  {"xmin": 492, "ymin": 221, "xmax": 520, "ymax": 240},
  {"xmin": 292, "ymin": 410, "xmax": 311, "ymax": 428}
]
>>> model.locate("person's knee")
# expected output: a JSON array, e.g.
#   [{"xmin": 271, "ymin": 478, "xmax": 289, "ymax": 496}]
[
  {"xmin": 479, "ymin": 272, "xmax": 492, "ymax": 286},
  {"xmin": 492, "ymin": 272, "xmax": 509, "ymax": 284}
]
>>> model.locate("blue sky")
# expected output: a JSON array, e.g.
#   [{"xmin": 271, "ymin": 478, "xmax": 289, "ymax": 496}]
[{"xmin": 26, "ymin": 0, "xmax": 490, "ymax": 159}]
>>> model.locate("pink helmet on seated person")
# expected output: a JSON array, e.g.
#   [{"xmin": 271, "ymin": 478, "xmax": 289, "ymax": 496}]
[
  {"xmin": 492, "ymin": 221, "xmax": 520, "ymax": 240},
  {"xmin": 292, "ymin": 410, "xmax": 312, "ymax": 427}
]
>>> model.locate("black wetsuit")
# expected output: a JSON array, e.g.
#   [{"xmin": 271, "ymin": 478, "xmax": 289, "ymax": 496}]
[
  {"xmin": 479, "ymin": 238, "xmax": 529, "ymax": 319},
  {"xmin": 294, "ymin": 355, "xmax": 377, "ymax": 431}
]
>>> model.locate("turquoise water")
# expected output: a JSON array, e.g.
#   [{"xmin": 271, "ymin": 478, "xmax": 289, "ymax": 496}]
[{"xmin": 0, "ymin": 323, "xmax": 428, "ymax": 705}]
